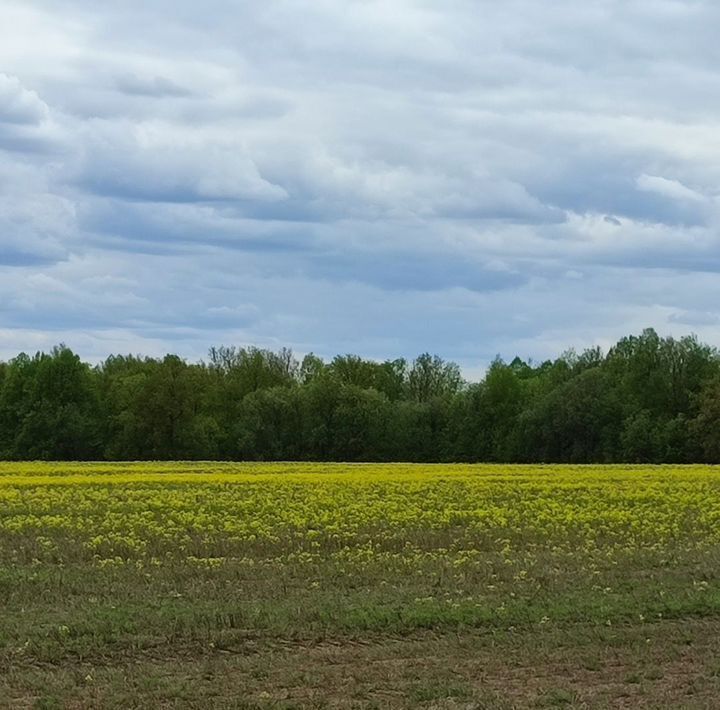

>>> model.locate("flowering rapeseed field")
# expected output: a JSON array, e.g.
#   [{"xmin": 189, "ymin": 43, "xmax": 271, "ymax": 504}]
[
  {"xmin": 3, "ymin": 462, "xmax": 720, "ymax": 562},
  {"xmin": 4, "ymin": 462, "xmax": 720, "ymax": 706},
  {"xmin": 1, "ymin": 460, "xmax": 720, "ymax": 628},
  {"xmin": 2, "ymin": 461, "xmax": 720, "ymax": 623}
]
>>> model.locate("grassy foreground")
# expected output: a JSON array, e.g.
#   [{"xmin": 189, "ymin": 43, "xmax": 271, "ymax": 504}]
[{"xmin": 3, "ymin": 462, "xmax": 720, "ymax": 708}]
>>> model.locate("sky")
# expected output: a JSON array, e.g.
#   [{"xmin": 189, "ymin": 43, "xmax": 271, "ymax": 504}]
[{"xmin": 1, "ymin": 0, "xmax": 720, "ymax": 376}]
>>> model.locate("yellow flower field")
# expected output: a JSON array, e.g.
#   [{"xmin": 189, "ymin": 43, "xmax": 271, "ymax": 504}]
[
  {"xmin": 4, "ymin": 462, "xmax": 720, "ymax": 707},
  {"xmin": 2, "ymin": 462, "xmax": 720, "ymax": 564}
]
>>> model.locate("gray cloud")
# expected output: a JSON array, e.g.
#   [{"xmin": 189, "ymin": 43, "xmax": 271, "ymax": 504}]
[
  {"xmin": 2, "ymin": 0, "xmax": 720, "ymax": 368},
  {"xmin": 669, "ymin": 309, "xmax": 720, "ymax": 327},
  {"xmin": 114, "ymin": 73, "xmax": 193, "ymax": 98}
]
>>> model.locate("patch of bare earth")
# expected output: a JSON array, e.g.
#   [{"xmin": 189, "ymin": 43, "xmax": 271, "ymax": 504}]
[{"xmin": 5, "ymin": 618, "xmax": 720, "ymax": 709}]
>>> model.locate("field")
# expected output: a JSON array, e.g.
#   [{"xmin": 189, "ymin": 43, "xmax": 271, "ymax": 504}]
[{"xmin": 4, "ymin": 463, "xmax": 720, "ymax": 709}]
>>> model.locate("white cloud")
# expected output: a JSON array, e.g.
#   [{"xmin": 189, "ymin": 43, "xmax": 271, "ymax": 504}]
[
  {"xmin": 636, "ymin": 174, "xmax": 706, "ymax": 203},
  {"xmin": 0, "ymin": 73, "xmax": 49, "ymax": 125}
]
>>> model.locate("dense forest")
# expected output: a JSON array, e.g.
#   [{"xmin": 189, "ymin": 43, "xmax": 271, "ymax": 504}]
[{"xmin": 2, "ymin": 328, "xmax": 720, "ymax": 463}]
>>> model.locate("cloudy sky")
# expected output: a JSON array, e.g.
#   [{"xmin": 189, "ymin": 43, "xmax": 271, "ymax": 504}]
[{"xmin": 1, "ymin": 0, "xmax": 720, "ymax": 375}]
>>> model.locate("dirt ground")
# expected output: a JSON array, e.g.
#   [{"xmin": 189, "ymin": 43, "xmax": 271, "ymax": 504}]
[{"xmin": 5, "ymin": 617, "xmax": 720, "ymax": 709}]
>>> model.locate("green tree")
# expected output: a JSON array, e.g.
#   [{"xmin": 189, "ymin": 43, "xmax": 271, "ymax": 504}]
[
  {"xmin": 408, "ymin": 353, "xmax": 462, "ymax": 403},
  {"xmin": 691, "ymin": 377, "xmax": 720, "ymax": 462},
  {"xmin": 4, "ymin": 347, "xmax": 101, "ymax": 460},
  {"xmin": 103, "ymin": 355, "xmax": 218, "ymax": 460},
  {"xmin": 236, "ymin": 387, "xmax": 302, "ymax": 460}
]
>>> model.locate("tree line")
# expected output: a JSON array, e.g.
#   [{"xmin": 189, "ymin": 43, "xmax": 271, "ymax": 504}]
[{"xmin": 2, "ymin": 328, "xmax": 720, "ymax": 462}]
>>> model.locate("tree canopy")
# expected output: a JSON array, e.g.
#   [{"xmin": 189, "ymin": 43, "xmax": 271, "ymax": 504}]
[{"xmin": 2, "ymin": 329, "xmax": 720, "ymax": 462}]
